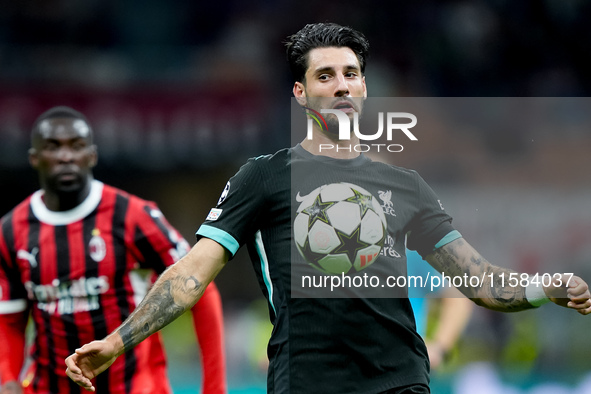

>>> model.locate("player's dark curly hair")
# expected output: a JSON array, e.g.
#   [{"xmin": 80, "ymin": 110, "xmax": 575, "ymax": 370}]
[
  {"xmin": 285, "ymin": 22, "xmax": 370, "ymax": 83},
  {"xmin": 31, "ymin": 106, "xmax": 93, "ymax": 142}
]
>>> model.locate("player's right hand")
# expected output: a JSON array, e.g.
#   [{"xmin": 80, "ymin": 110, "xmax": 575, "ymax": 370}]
[
  {"xmin": 65, "ymin": 340, "xmax": 120, "ymax": 392},
  {"xmin": 425, "ymin": 341, "xmax": 447, "ymax": 370}
]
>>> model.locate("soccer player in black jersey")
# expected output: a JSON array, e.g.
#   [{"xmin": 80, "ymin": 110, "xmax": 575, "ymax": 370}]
[
  {"xmin": 0, "ymin": 106, "xmax": 227, "ymax": 394},
  {"xmin": 66, "ymin": 24, "xmax": 591, "ymax": 394}
]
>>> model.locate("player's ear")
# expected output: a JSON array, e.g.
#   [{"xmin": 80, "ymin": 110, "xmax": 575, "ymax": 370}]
[
  {"xmin": 88, "ymin": 145, "xmax": 98, "ymax": 168},
  {"xmin": 28, "ymin": 148, "xmax": 39, "ymax": 169},
  {"xmin": 362, "ymin": 75, "xmax": 367, "ymax": 99},
  {"xmin": 293, "ymin": 81, "xmax": 307, "ymax": 106}
]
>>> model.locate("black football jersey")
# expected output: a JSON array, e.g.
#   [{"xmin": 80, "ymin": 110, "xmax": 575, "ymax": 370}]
[{"xmin": 197, "ymin": 144, "xmax": 458, "ymax": 394}]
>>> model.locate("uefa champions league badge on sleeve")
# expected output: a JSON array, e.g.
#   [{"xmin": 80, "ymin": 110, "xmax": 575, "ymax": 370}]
[
  {"xmin": 217, "ymin": 181, "xmax": 230, "ymax": 206},
  {"xmin": 206, "ymin": 208, "xmax": 223, "ymax": 221}
]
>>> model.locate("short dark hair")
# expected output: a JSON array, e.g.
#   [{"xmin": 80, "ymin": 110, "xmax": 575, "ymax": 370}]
[
  {"xmin": 285, "ymin": 23, "xmax": 370, "ymax": 83},
  {"xmin": 31, "ymin": 106, "xmax": 92, "ymax": 142}
]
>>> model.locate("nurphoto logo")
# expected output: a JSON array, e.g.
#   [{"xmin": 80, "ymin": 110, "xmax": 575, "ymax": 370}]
[{"xmin": 305, "ymin": 107, "xmax": 418, "ymax": 153}]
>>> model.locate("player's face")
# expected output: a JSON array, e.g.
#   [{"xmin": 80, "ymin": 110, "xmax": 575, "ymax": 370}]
[
  {"xmin": 293, "ymin": 46, "xmax": 367, "ymax": 135},
  {"xmin": 29, "ymin": 117, "xmax": 97, "ymax": 194}
]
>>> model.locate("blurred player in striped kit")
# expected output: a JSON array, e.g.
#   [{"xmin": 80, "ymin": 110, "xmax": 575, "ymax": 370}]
[{"xmin": 0, "ymin": 106, "xmax": 227, "ymax": 394}]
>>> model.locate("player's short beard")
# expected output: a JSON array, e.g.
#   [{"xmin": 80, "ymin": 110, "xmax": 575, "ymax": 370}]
[
  {"xmin": 304, "ymin": 96, "xmax": 364, "ymax": 142},
  {"xmin": 324, "ymin": 116, "xmax": 341, "ymax": 139},
  {"xmin": 46, "ymin": 173, "xmax": 88, "ymax": 202},
  {"xmin": 323, "ymin": 112, "xmax": 360, "ymax": 142}
]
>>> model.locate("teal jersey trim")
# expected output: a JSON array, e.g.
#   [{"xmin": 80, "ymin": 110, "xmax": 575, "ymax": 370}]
[
  {"xmin": 255, "ymin": 230, "xmax": 276, "ymax": 315},
  {"xmin": 434, "ymin": 230, "xmax": 462, "ymax": 250},
  {"xmin": 196, "ymin": 225, "xmax": 240, "ymax": 256}
]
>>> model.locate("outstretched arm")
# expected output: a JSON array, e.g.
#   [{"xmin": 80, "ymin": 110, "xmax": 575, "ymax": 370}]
[
  {"xmin": 65, "ymin": 238, "xmax": 229, "ymax": 392},
  {"xmin": 191, "ymin": 281, "xmax": 227, "ymax": 394},
  {"xmin": 425, "ymin": 237, "xmax": 591, "ymax": 314}
]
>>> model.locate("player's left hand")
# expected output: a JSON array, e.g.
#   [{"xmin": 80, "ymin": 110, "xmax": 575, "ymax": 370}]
[
  {"xmin": 544, "ymin": 274, "xmax": 591, "ymax": 315},
  {"xmin": 0, "ymin": 381, "xmax": 23, "ymax": 394}
]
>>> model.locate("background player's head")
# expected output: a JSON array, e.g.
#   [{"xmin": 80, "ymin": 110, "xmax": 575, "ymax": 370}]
[
  {"xmin": 285, "ymin": 22, "xmax": 370, "ymax": 85},
  {"xmin": 29, "ymin": 106, "xmax": 97, "ymax": 199}
]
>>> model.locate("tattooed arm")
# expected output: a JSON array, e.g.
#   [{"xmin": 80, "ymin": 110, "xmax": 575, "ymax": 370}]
[
  {"xmin": 65, "ymin": 238, "xmax": 229, "ymax": 392},
  {"xmin": 425, "ymin": 237, "xmax": 591, "ymax": 314}
]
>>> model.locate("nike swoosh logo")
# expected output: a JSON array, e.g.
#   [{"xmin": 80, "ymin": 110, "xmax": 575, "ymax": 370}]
[{"xmin": 296, "ymin": 191, "xmax": 311, "ymax": 202}]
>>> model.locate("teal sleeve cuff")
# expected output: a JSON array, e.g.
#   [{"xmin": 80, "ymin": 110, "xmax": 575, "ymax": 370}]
[
  {"xmin": 434, "ymin": 230, "xmax": 462, "ymax": 250},
  {"xmin": 196, "ymin": 225, "xmax": 240, "ymax": 256}
]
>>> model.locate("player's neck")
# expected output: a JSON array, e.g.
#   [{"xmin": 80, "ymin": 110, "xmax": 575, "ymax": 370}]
[{"xmin": 42, "ymin": 181, "xmax": 93, "ymax": 212}]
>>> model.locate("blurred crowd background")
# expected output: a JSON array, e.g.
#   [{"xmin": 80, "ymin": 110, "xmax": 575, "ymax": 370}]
[{"xmin": 1, "ymin": 0, "xmax": 591, "ymax": 393}]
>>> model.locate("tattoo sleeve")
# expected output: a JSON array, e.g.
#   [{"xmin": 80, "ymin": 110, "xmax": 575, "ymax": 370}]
[
  {"xmin": 118, "ymin": 267, "xmax": 204, "ymax": 352},
  {"xmin": 426, "ymin": 237, "xmax": 535, "ymax": 312}
]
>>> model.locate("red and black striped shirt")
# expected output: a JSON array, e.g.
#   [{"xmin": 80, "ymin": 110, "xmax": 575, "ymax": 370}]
[{"xmin": 0, "ymin": 180, "xmax": 193, "ymax": 394}]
